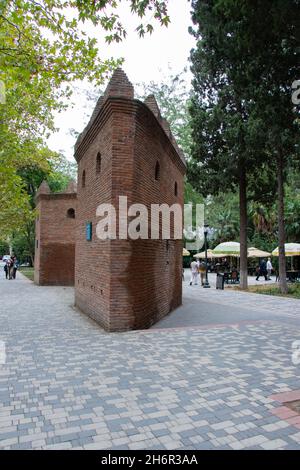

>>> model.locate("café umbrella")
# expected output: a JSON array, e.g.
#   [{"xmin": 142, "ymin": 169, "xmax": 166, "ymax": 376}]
[
  {"xmin": 247, "ymin": 247, "xmax": 271, "ymax": 258},
  {"xmin": 213, "ymin": 241, "xmax": 240, "ymax": 256},
  {"xmin": 272, "ymin": 243, "xmax": 300, "ymax": 257},
  {"xmin": 213, "ymin": 241, "xmax": 240, "ymax": 269},
  {"xmin": 194, "ymin": 249, "xmax": 215, "ymax": 259},
  {"xmin": 272, "ymin": 243, "xmax": 300, "ymax": 270},
  {"xmin": 183, "ymin": 248, "xmax": 190, "ymax": 256}
]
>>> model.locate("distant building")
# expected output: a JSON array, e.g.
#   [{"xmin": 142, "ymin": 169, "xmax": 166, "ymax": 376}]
[{"xmin": 34, "ymin": 180, "xmax": 77, "ymax": 286}]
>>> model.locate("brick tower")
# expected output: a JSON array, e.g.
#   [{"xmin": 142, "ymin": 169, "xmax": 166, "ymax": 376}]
[
  {"xmin": 74, "ymin": 68, "xmax": 186, "ymax": 331},
  {"xmin": 34, "ymin": 180, "xmax": 77, "ymax": 285}
]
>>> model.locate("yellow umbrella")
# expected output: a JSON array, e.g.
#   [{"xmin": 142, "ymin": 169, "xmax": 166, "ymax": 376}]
[
  {"xmin": 194, "ymin": 250, "xmax": 230, "ymax": 259},
  {"xmin": 248, "ymin": 247, "xmax": 271, "ymax": 258},
  {"xmin": 194, "ymin": 249, "xmax": 215, "ymax": 259},
  {"xmin": 272, "ymin": 243, "xmax": 300, "ymax": 257},
  {"xmin": 183, "ymin": 248, "xmax": 190, "ymax": 256},
  {"xmin": 213, "ymin": 241, "xmax": 240, "ymax": 255}
]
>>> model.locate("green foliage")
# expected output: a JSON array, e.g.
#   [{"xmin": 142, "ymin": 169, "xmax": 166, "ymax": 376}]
[
  {"xmin": 1, "ymin": 1, "xmax": 170, "ymax": 90},
  {"xmin": 137, "ymin": 70, "xmax": 192, "ymax": 158},
  {"xmin": 206, "ymin": 167, "xmax": 300, "ymax": 251},
  {"xmin": 19, "ymin": 267, "xmax": 34, "ymax": 280},
  {"xmin": 0, "ymin": 0, "xmax": 170, "ymax": 237},
  {"xmin": 206, "ymin": 191, "xmax": 240, "ymax": 244},
  {"xmin": 285, "ymin": 177, "xmax": 300, "ymax": 242},
  {"xmin": 18, "ymin": 153, "xmax": 76, "ymax": 206},
  {"xmin": 188, "ymin": 0, "xmax": 300, "ymax": 290},
  {"xmin": 188, "ymin": 0, "xmax": 299, "ymax": 195},
  {"xmin": 247, "ymin": 284, "xmax": 300, "ymax": 300},
  {"xmin": 184, "ymin": 181, "xmax": 204, "ymax": 237},
  {"xmin": 9, "ymin": 153, "xmax": 76, "ymax": 265},
  {"xmin": 0, "ymin": 239, "xmax": 9, "ymax": 257},
  {"xmin": 188, "ymin": 0, "xmax": 276, "ymax": 197},
  {"xmin": 184, "ymin": 181, "xmax": 203, "ymax": 206},
  {"xmin": 11, "ymin": 230, "xmax": 33, "ymax": 264}
]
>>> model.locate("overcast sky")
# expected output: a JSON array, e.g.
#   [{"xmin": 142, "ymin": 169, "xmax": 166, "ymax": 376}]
[{"xmin": 47, "ymin": 0, "xmax": 195, "ymax": 161}]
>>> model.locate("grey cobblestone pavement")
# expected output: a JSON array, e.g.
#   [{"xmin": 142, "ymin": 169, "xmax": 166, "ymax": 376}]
[{"xmin": 0, "ymin": 269, "xmax": 300, "ymax": 450}]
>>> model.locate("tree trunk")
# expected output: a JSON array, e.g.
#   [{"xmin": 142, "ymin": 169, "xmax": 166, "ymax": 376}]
[
  {"xmin": 7, "ymin": 236, "xmax": 12, "ymax": 256},
  {"xmin": 239, "ymin": 164, "xmax": 248, "ymax": 289},
  {"xmin": 277, "ymin": 151, "xmax": 288, "ymax": 294}
]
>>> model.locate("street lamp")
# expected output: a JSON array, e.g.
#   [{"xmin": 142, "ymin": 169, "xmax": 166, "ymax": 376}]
[{"xmin": 203, "ymin": 224, "xmax": 211, "ymax": 288}]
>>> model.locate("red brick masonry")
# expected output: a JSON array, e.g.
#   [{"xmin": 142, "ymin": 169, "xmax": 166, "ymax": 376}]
[
  {"xmin": 35, "ymin": 68, "xmax": 186, "ymax": 331},
  {"xmin": 34, "ymin": 181, "xmax": 77, "ymax": 286}
]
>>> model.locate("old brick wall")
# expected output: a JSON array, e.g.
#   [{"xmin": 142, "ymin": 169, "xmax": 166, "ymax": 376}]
[
  {"xmin": 74, "ymin": 111, "xmax": 114, "ymax": 329},
  {"xmin": 124, "ymin": 102, "xmax": 185, "ymax": 329},
  {"xmin": 107, "ymin": 101, "xmax": 185, "ymax": 331},
  {"xmin": 34, "ymin": 188, "xmax": 77, "ymax": 286},
  {"xmin": 74, "ymin": 68, "xmax": 186, "ymax": 331}
]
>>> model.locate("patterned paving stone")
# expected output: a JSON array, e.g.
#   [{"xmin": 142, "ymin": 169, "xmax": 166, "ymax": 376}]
[{"xmin": 0, "ymin": 271, "xmax": 300, "ymax": 449}]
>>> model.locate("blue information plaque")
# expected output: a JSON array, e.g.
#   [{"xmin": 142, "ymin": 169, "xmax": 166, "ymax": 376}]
[{"xmin": 86, "ymin": 222, "xmax": 92, "ymax": 241}]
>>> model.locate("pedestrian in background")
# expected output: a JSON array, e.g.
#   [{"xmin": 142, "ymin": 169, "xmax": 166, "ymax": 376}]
[
  {"xmin": 7, "ymin": 258, "xmax": 13, "ymax": 280},
  {"xmin": 198, "ymin": 261, "xmax": 206, "ymax": 286},
  {"xmin": 3, "ymin": 262, "xmax": 8, "ymax": 279},
  {"xmin": 12, "ymin": 256, "xmax": 19, "ymax": 280},
  {"xmin": 256, "ymin": 258, "xmax": 268, "ymax": 281},
  {"xmin": 190, "ymin": 260, "xmax": 199, "ymax": 286},
  {"xmin": 267, "ymin": 257, "xmax": 273, "ymax": 280}
]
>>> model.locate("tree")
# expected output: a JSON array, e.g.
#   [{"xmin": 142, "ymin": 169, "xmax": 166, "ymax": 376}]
[
  {"xmin": 0, "ymin": 239, "xmax": 9, "ymax": 257},
  {"xmin": 0, "ymin": 0, "xmax": 171, "ymax": 235},
  {"xmin": 188, "ymin": 0, "xmax": 269, "ymax": 288},
  {"xmin": 285, "ymin": 172, "xmax": 300, "ymax": 243},
  {"xmin": 188, "ymin": 0, "xmax": 300, "ymax": 292},
  {"xmin": 137, "ymin": 70, "xmax": 193, "ymax": 158},
  {"xmin": 82, "ymin": 70, "xmax": 193, "ymax": 158},
  {"xmin": 237, "ymin": 0, "xmax": 300, "ymax": 293},
  {"xmin": 13, "ymin": 153, "xmax": 76, "ymax": 265},
  {"xmin": 1, "ymin": 1, "xmax": 170, "ymax": 89},
  {"xmin": 206, "ymin": 191, "xmax": 240, "ymax": 245},
  {"xmin": 1, "ymin": 0, "xmax": 170, "ymax": 137}
]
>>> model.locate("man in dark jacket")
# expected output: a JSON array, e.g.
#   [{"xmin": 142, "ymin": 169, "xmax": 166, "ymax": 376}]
[
  {"xmin": 256, "ymin": 259, "xmax": 268, "ymax": 281},
  {"xmin": 3, "ymin": 262, "xmax": 8, "ymax": 279}
]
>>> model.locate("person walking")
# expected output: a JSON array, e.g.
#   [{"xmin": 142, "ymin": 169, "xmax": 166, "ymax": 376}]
[
  {"xmin": 198, "ymin": 261, "xmax": 206, "ymax": 286},
  {"xmin": 8, "ymin": 255, "xmax": 17, "ymax": 280},
  {"xmin": 256, "ymin": 258, "xmax": 268, "ymax": 281},
  {"xmin": 266, "ymin": 257, "xmax": 273, "ymax": 280},
  {"xmin": 3, "ymin": 261, "xmax": 8, "ymax": 279},
  {"xmin": 12, "ymin": 256, "xmax": 19, "ymax": 280},
  {"xmin": 7, "ymin": 258, "xmax": 13, "ymax": 280},
  {"xmin": 190, "ymin": 260, "xmax": 199, "ymax": 286}
]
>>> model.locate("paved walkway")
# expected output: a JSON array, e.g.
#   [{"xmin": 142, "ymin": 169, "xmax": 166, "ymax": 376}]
[
  {"xmin": 155, "ymin": 273, "xmax": 300, "ymax": 329},
  {"xmin": 0, "ymin": 270, "xmax": 300, "ymax": 450}
]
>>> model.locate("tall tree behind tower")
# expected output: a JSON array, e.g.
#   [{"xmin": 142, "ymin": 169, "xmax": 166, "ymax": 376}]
[
  {"xmin": 189, "ymin": 0, "xmax": 268, "ymax": 289},
  {"xmin": 188, "ymin": 0, "xmax": 300, "ymax": 292}
]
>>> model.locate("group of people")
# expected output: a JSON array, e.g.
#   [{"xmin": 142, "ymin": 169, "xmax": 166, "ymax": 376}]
[
  {"xmin": 189, "ymin": 259, "xmax": 207, "ymax": 286},
  {"xmin": 3, "ymin": 255, "xmax": 19, "ymax": 280},
  {"xmin": 255, "ymin": 257, "xmax": 273, "ymax": 281},
  {"xmin": 188, "ymin": 256, "xmax": 274, "ymax": 286}
]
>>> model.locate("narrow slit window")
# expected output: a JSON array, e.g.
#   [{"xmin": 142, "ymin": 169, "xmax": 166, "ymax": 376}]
[
  {"xmin": 82, "ymin": 170, "xmax": 86, "ymax": 188},
  {"xmin": 155, "ymin": 161, "xmax": 160, "ymax": 181},
  {"xmin": 96, "ymin": 152, "xmax": 101, "ymax": 174},
  {"xmin": 174, "ymin": 181, "xmax": 178, "ymax": 196}
]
